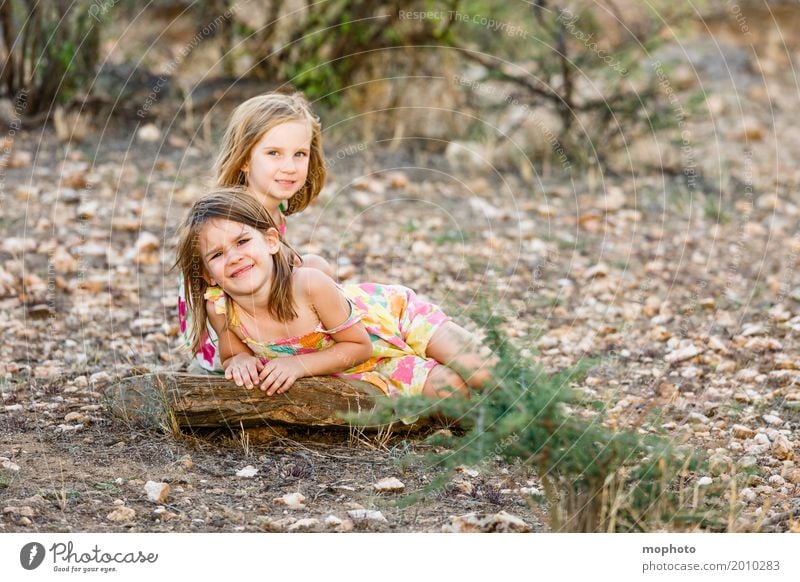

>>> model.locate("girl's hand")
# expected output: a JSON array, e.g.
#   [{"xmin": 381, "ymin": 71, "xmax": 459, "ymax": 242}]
[
  {"xmin": 259, "ymin": 357, "xmax": 307, "ymax": 396},
  {"xmin": 224, "ymin": 353, "xmax": 264, "ymax": 389}
]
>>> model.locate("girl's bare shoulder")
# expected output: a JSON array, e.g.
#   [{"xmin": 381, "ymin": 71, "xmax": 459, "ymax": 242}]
[{"xmin": 292, "ymin": 267, "xmax": 336, "ymax": 296}]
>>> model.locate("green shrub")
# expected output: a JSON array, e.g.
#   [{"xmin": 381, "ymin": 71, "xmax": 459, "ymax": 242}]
[{"xmin": 356, "ymin": 313, "xmax": 725, "ymax": 532}]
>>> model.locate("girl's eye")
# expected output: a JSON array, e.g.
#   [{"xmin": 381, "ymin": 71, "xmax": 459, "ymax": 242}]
[
  {"xmin": 237, "ymin": 238, "xmax": 250, "ymax": 246},
  {"xmin": 295, "ymin": 152, "xmax": 307, "ymax": 157},
  {"xmin": 267, "ymin": 150, "xmax": 280, "ymax": 156},
  {"xmin": 209, "ymin": 252, "xmax": 222, "ymax": 260}
]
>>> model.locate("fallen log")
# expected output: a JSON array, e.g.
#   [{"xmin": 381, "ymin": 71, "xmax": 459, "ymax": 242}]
[{"xmin": 106, "ymin": 373, "xmax": 385, "ymax": 431}]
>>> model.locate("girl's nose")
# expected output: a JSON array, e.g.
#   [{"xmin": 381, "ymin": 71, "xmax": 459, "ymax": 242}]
[
  {"xmin": 280, "ymin": 156, "xmax": 297, "ymax": 172},
  {"xmin": 227, "ymin": 247, "xmax": 243, "ymax": 263}
]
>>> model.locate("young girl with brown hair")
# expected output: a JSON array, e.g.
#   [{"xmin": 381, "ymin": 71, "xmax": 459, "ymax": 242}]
[{"xmin": 176, "ymin": 189, "xmax": 491, "ymax": 400}]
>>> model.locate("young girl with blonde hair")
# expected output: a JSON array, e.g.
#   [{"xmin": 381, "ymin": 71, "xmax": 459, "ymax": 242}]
[
  {"xmin": 177, "ymin": 189, "xmax": 491, "ymax": 400},
  {"xmin": 178, "ymin": 92, "xmax": 333, "ymax": 372}
]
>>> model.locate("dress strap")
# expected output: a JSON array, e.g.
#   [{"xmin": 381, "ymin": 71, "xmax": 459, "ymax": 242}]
[
  {"xmin": 204, "ymin": 286, "xmax": 228, "ymax": 315},
  {"xmin": 204, "ymin": 286, "xmax": 246, "ymax": 333},
  {"xmin": 277, "ymin": 203, "xmax": 288, "ymax": 236},
  {"xmin": 318, "ymin": 298, "xmax": 362, "ymax": 334}
]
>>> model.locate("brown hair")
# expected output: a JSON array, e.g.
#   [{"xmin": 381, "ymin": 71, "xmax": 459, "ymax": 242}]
[
  {"xmin": 213, "ymin": 92, "xmax": 326, "ymax": 216},
  {"xmin": 176, "ymin": 188, "xmax": 301, "ymax": 354}
]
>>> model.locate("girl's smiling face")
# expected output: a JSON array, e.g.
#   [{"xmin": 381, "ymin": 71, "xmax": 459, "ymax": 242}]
[
  {"xmin": 199, "ymin": 218, "xmax": 279, "ymax": 295},
  {"xmin": 242, "ymin": 120, "xmax": 312, "ymax": 211}
]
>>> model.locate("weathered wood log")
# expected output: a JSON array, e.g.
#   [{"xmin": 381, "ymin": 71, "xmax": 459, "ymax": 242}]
[{"xmin": 106, "ymin": 373, "xmax": 385, "ymax": 430}]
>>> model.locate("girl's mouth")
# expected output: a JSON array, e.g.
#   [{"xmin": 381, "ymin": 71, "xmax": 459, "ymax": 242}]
[
  {"xmin": 275, "ymin": 179, "xmax": 296, "ymax": 187},
  {"xmin": 229, "ymin": 265, "xmax": 253, "ymax": 278}
]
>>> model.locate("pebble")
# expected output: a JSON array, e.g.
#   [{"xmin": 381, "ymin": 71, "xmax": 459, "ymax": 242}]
[
  {"xmin": 89, "ymin": 372, "xmax": 111, "ymax": 387},
  {"xmin": 688, "ymin": 412, "xmax": 710, "ymax": 425},
  {"xmin": 1, "ymin": 459, "xmax": 20, "ymax": 471},
  {"xmin": 347, "ymin": 509, "xmax": 387, "ymax": 523},
  {"xmin": 137, "ymin": 123, "xmax": 161, "ymax": 142},
  {"xmin": 697, "ymin": 476, "xmax": 713, "ymax": 486},
  {"xmin": 442, "ymin": 511, "xmax": 531, "ymax": 533},
  {"xmin": 738, "ymin": 456, "xmax": 758, "ymax": 469},
  {"xmin": 664, "ymin": 345, "xmax": 703, "ymax": 363},
  {"xmin": 324, "ymin": 515, "xmax": 343, "ymax": 527},
  {"xmin": 736, "ymin": 368, "xmax": 760, "ymax": 381},
  {"xmin": 453, "ymin": 480, "xmax": 474, "ymax": 495},
  {"xmin": 740, "ymin": 323, "xmax": 765, "ymax": 336},
  {"xmin": 519, "ymin": 486, "xmax": 543, "ymax": 497},
  {"xmin": 456, "ymin": 466, "xmax": 480, "ymax": 478},
  {"xmin": 753, "ymin": 433, "xmax": 771, "ymax": 446},
  {"xmin": 385, "ymin": 171, "xmax": 409, "ymax": 189},
  {"xmin": 235, "ymin": 465, "xmax": 258, "ymax": 478},
  {"xmin": 135, "ymin": 232, "xmax": 160, "ymax": 253},
  {"xmin": 732, "ymin": 425, "xmax": 756, "ymax": 439},
  {"xmin": 3, "ymin": 505, "xmax": 35, "ymax": 517},
  {"xmin": 63, "ymin": 412, "xmax": 87, "ymax": 423},
  {"xmin": 107, "ymin": 507, "xmax": 136, "ymax": 522},
  {"xmin": 143, "ymin": 481, "xmax": 170, "ymax": 504},
  {"xmin": 274, "ymin": 492, "xmax": 306, "ymax": 509},
  {"xmin": 740, "ymin": 487, "xmax": 756, "ymax": 502},
  {"xmin": 786, "ymin": 469, "xmax": 800, "ymax": 485},
  {"xmin": 373, "ymin": 477, "xmax": 405, "ymax": 493},
  {"xmin": 287, "ymin": 518, "xmax": 321, "ymax": 532},
  {"xmin": 772, "ymin": 436, "xmax": 794, "ymax": 461},
  {"xmin": 762, "ymin": 414, "xmax": 783, "ymax": 426},
  {"xmin": 151, "ymin": 507, "xmax": 176, "ymax": 521}
]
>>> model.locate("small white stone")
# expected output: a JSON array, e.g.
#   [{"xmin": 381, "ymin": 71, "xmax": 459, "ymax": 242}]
[
  {"xmin": 519, "ymin": 486, "xmax": 543, "ymax": 497},
  {"xmin": 740, "ymin": 488, "xmax": 756, "ymax": 502},
  {"xmin": 753, "ymin": 433, "xmax": 771, "ymax": 445},
  {"xmin": 768, "ymin": 475, "xmax": 785, "ymax": 486},
  {"xmin": 665, "ymin": 345, "xmax": 703, "ymax": 363},
  {"xmin": 235, "ymin": 465, "xmax": 258, "ymax": 478},
  {"xmin": 274, "ymin": 492, "xmax": 306, "ymax": 509},
  {"xmin": 347, "ymin": 509, "xmax": 388, "ymax": 523},
  {"xmin": 442, "ymin": 511, "xmax": 531, "ymax": 533},
  {"xmin": 143, "ymin": 481, "xmax": 170, "ymax": 504},
  {"xmin": 89, "ymin": 371, "xmax": 111, "ymax": 387},
  {"xmin": 763, "ymin": 414, "xmax": 783, "ymax": 426},
  {"xmin": 697, "ymin": 476, "xmax": 713, "ymax": 486},
  {"xmin": 324, "ymin": 515, "xmax": 343, "ymax": 527},
  {"xmin": 1, "ymin": 459, "xmax": 20, "ymax": 472},
  {"xmin": 456, "ymin": 465, "xmax": 480, "ymax": 478},
  {"xmin": 688, "ymin": 412, "xmax": 710, "ymax": 424},
  {"xmin": 373, "ymin": 477, "xmax": 405, "ymax": 493},
  {"xmin": 137, "ymin": 123, "xmax": 161, "ymax": 142},
  {"xmin": 135, "ymin": 232, "xmax": 160, "ymax": 253}
]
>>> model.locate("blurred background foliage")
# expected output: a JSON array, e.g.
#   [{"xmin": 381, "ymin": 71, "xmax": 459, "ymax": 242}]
[{"xmin": 0, "ymin": 0, "xmax": 792, "ymax": 174}]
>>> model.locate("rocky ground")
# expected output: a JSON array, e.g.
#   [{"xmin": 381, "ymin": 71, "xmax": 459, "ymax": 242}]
[{"xmin": 2, "ymin": 27, "xmax": 800, "ymax": 531}]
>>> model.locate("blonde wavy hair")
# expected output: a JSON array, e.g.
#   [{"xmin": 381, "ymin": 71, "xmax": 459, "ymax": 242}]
[
  {"xmin": 213, "ymin": 92, "xmax": 326, "ymax": 216},
  {"xmin": 176, "ymin": 188, "xmax": 301, "ymax": 355}
]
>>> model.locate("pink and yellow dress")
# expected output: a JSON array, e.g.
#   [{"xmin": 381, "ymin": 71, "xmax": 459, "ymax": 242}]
[{"xmin": 204, "ymin": 282, "xmax": 449, "ymax": 397}]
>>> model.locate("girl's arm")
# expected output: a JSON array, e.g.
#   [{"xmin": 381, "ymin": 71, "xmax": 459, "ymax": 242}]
[
  {"xmin": 258, "ymin": 270, "xmax": 373, "ymax": 395},
  {"xmin": 206, "ymin": 301, "xmax": 263, "ymax": 389}
]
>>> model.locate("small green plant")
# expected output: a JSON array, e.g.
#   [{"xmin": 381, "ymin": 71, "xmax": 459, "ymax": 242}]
[{"xmin": 354, "ymin": 311, "xmax": 723, "ymax": 532}]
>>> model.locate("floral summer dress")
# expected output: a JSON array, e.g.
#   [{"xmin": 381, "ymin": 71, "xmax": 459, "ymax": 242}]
[
  {"xmin": 177, "ymin": 213, "xmax": 287, "ymax": 372},
  {"xmin": 204, "ymin": 282, "xmax": 449, "ymax": 397}
]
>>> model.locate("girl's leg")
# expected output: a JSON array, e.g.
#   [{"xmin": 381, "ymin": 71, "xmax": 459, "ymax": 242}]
[
  {"xmin": 422, "ymin": 364, "xmax": 469, "ymax": 399},
  {"xmin": 426, "ymin": 321, "xmax": 494, "ymax": 390}
]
